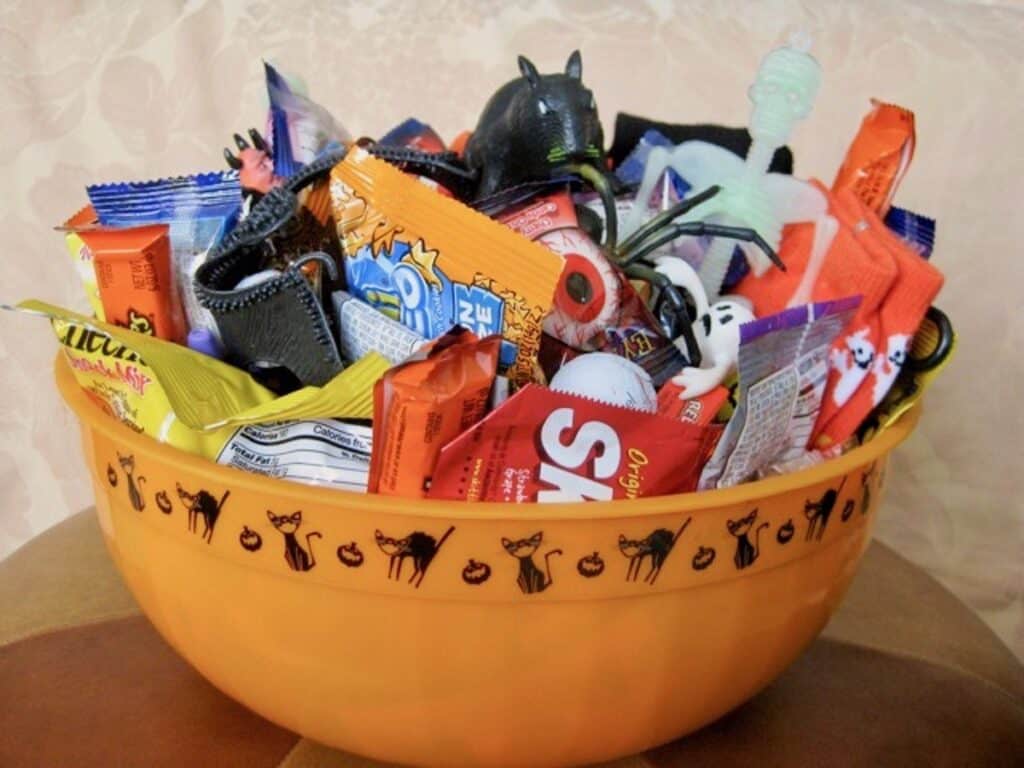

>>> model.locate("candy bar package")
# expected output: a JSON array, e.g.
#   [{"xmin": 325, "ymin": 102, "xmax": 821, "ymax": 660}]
[
  {"xmin": 369, "ymin": 329, "xmax": 502, "ymax": 498},
  {"xmin": 331, "ymin": 148, "xmax": 563, "ymax": 385},
  {"xmin": 86, "ymin": 171, "xmax": 242, "ymax": 335},
  {"xmin": 428, "ymin": 385, "xmax": 720, "ymax": 502},
  {"xmin": 700, "ymin": 297, "xmax": 860, "ymax": 490},
  {"xmin": 832, "ymin": 100, "xmax": 915, "ymax": 216},
  {"xmin": 78, "ymin": 225, "xmax": 187, "ymax": 343}
]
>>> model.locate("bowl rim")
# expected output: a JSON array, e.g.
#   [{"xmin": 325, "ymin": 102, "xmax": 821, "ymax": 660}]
[{"xmin": 55, "ymin": 353, "xmax": 919, "ymax": 522}]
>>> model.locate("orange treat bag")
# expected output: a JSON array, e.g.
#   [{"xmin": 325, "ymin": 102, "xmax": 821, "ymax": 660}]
[
  {"xmin": 736, "ymin": 184, "xmax": 899, "ymax": 438},
  {"xmin": 369, "ymin": 328, "xmax": 502, "ymax": 498},
  {"xmin": 832, "ymin": 100, "xmax": 915, "ymax": 217},
  {"xmin": 78, "ymin": 224, "xmax": 186, "ymax": 342},
  {"xmin": 812, "ymin": 192, "xmax": 943, "ymax": 448},
  {"xmin": 330, "ymin": 148, "xmax": 564, "ymax": 386}
]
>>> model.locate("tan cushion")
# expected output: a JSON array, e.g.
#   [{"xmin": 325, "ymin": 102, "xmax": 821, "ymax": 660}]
[{"xmin": 1, "ymin": 510, "xmax": 1022, "ymax": 767}]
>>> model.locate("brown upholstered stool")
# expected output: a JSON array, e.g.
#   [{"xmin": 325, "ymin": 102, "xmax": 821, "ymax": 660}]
[{"xmin": 2, "ymin": 510, "xmax": 1023, "ymax": 767}]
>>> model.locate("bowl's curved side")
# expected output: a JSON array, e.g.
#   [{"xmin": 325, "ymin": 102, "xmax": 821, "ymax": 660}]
[
  {"xmin": 88, "ymin": 446, "xmax": 877, "ymax": 767},
  {"xmin": 64, "ymin": 387, "xmax": 906, "ymax": 764}
]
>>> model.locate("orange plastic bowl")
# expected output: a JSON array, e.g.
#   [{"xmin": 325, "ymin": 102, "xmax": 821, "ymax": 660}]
[{"xmin": 56, "ymin": 355, "xmax": 918, "ymax": 767}]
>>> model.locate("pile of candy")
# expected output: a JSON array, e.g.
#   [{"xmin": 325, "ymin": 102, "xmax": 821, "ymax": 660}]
[{"xmin": 23, "ymin": 37, "xmax": 953, "ymax": 503}]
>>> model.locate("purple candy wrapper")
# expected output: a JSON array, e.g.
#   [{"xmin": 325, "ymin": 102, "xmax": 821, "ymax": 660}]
[{"xmin": 699, "ymin": 296, "xmax": 861, "ymax": 490}]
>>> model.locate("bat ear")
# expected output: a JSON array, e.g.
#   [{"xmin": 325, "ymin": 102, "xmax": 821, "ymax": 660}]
[
  {"xmin": 565, "ymin": 49, "xmax": 582, "ymax": 80},
  {"xmin": 223, "ymin": 148, "xmax": 242, "ymax": 169},
  {"xmin": 518, "ymin": 55, "xmax": 540, "ymax": 88}
]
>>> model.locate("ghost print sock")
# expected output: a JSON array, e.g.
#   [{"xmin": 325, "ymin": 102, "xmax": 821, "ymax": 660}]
[{"xmin": 813, "ymin": 192, "xmax": 943, "ymax": 447}]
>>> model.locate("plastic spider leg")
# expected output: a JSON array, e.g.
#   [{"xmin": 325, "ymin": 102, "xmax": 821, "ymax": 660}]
[
  {"xmin": 622, "ymin": 262, "xmax": 702, "ymax": 367},
  {"xmin": 681, "ymin": 221, "xmax": 786, "ymax": 272},
  {"xmin": 614, "ymin": 185, "xmax": 722, "ymax": 261}
]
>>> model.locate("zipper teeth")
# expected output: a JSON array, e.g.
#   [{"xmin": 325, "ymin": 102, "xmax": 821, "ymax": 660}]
[{"xmin": 194, "ymin": 154, "xmax": 345, "ymax": 355}]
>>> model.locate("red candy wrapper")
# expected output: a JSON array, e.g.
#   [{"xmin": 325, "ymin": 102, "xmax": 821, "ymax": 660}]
[
  {"xmin": 656, "ymin": 382, "xmax": 730, "ymax": 426},
  {"xmin": 428, "ymin": 385, "xmax": 720, "ymax": 502}
]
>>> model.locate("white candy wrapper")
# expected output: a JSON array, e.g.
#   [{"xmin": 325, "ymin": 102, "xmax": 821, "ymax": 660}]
[
  {"xmin": 332, "ymin": 291, "xmax": 427, "ymax": 365},
  {"xmin": 216, "ymin": 419, "xmax": 372, "ymax": 492}
]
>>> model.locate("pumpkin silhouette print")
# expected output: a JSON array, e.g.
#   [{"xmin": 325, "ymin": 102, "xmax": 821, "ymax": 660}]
[
  {"xmin": 692, "ymin": 546, "xmax": 716, "ymax": 571},
  {"xmin": 337, "ymin": 541, "xmax": 365, "ymax": 568},
  {"xmin": 155, "ymin": 490, "xmax": 172, "ymax": 515},
  {"xmin": 576, "ymin": 552, "xmax": 605, "ymax": 578},
  {"xmin": 239, "ymin": 526, "xmax": 262, "ymax": 552},
  {"xmin": 462, "ymin": 559, "xmax": 491, "ymax": 585},
  {"xmin": 841, "ymin": 499, "xmax": 855, "ymax": 522},
  {"xmin": 776, "ymin": 519, "xmax": 795, "ymax": 544}
]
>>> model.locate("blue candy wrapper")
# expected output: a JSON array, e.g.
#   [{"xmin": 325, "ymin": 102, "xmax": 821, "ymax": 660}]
[
  {"xmin": 265, "ymin": 62, "xmax": 349, "ymax": 178},
  {"xmin": 87, "ymin": 171, "xmax": 242, "ymax": 334},
  {"xmin": 884, "ymin": 206, "xmax": 935, "ymax": 259},
  {"xmin": 379, "ymin": 118, "xmax": 446, "ymax": 152}
]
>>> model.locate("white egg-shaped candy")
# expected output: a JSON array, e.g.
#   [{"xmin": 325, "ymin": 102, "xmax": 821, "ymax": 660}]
[{"xmin": 549, "ymin": 353, "xmax": 657, "ymax": 413}]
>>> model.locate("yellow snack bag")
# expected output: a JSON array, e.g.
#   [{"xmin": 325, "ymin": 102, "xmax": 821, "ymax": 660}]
[
  {"xmin": 18, "ymin": 301, "xmax": 390, "ymax": 472},
  {"xmin": 329, "ymin": 149, "xmax": 564, "ymax": 385}
]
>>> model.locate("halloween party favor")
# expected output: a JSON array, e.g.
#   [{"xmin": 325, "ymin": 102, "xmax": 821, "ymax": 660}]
[
  {"xmin": 330, "ymin": 148, "xmax": 563, "ymax": 385},
  {"xmin": 369, "ymin": 329, "xmax": 502, "ymax": 498},
  {"xmin": 622, "ymin": 35, "xmax": 831, "ymax": 299},
  {"xmin": 496, "ymin": 189, "xmax": 691, "ymax": 384},
  {"xmin": 428, "ymin": 385, "xmax": 719, "ymax": 502}
]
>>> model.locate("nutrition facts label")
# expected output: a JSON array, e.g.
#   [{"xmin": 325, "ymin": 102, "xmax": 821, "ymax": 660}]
[
  {"xmin": 216, "ymin": 420, "xmax": 372, "ymax": 492},
  {"xmin": 719, "ymin": 364, "xmax": 798, "ymax": 488}
]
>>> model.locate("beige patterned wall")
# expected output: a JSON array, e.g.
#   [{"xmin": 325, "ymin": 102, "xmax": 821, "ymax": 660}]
[{"xmin": 0, "ymin": 0, "xmax": 1021, "ymax": 657}]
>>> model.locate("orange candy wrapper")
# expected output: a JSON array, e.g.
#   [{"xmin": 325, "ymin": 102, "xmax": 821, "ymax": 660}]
[
  {"xmin": 77, "ymin": 224, "xmax": 186, "ymax": 342},
  {"xmin": 368, "ymin": 329, "xmax": 502, "ymax": 498},
  {"xmin": 330, "ymin": 148, "xmax": 564, "ymax": 386},
  {"xmin": 832, "ymin": 100, "xmax": 915, "ymax": 216}
]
